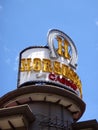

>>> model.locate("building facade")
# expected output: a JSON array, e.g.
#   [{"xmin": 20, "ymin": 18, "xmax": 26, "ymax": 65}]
[{"xmin": 0, "ymin": 29, "xmax": 97, "ymax": 130}]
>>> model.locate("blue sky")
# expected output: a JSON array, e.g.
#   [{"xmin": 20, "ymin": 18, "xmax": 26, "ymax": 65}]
[{"xmin": 0, "ymin": 0, "xmax": 98, "ymax": 121}]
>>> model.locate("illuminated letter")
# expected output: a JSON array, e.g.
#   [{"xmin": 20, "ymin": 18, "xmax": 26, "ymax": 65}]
[
  {"xmin": 62, "ymin": 64, "xmax": 69, "ymax": 78},
  {"xmin": 67, "ymin": 68, "xmax": 74, "ymax": 82},
  {"xmin": 54, "ymin": 61, "xmax": 61, "ymax": 75},
  {"xmin": 57, "ymin": 37, "xmax": 71, "ymax": 59},
  {"xmin": 57, "ymin": 76, "xmax": 65, "ymax": 84},
  {"xmin": 20, "ymin": 58, "xmax": 31, "ymax": 71},
  {"xmin": 33, "ymin": 58, "xmax": 41, "ymax": 71},
  {"xmin": 49, "ymin": 73, "xmax": 55, "ymax": 80},
  {"xmin": 76, "ymin": 79, "xmax": 82, "ymax": 97},
  {"xmin": 42, "ymin": 59, "xmax": 52, "ymax": 72},
  {"xmin": 72, "ymin": 72, "xmax": 79, "ymax": 86},
  {"xmin": 57, "ymin": 37, "xmax": 63, "ymax": 56},
  {"xmin": 64, "ymin": 39, "xmax": 71, "ymax": 59}
]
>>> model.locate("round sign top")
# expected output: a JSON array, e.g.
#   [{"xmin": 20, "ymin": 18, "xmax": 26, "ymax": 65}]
[
  {"xmin": 17, "ymin": 29, "xmax": 82, "ymax": 98},
  {"xmin": 47, "ymin": 29, "xmax": 78, "ymax": 70}
]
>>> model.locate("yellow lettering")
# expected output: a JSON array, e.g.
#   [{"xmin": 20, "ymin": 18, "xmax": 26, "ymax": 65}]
[
  {"xmin": 20, "ymin": 57, "xmax": 82, "ymax": 97},
  {"xmin": 57, "ymin": 37, "xmax": 63, "ymax": 56},
  {"xmin": 62, "ymin": 64, "xmax": 69, "ymax": 78},
  {"xmin": 57, "ymin": 36, "xmax": 71, "ymax": 59},
  {"xmin": 64, "ymin": 39, "xmax": 71, "ymax": 59},
  {"xmin": 20, "ymin": 58, "xmax": 31, "ymax": 71},
  {"xmin": 42, "ymin": 59, "xmax": 52, "ymax": 72},
  {"xmin": 33, "ymin": 58, "xmax": 41, "ymax": 71},
  {"xmin": 73, "ymin": 72, "xmax": 79, "ymax": 85},
  {"xmin": 54, "ymin": 61, "xmax": 61, "ymax": 75},
  {"xmin": 67, "ymin": 68, "xmax": 74, "ymax": 81}
]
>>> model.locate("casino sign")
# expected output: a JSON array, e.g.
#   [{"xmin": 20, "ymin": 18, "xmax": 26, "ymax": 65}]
[{"xmin": 18, "ymin": 29, "xmax": 82, "ymax": 98}]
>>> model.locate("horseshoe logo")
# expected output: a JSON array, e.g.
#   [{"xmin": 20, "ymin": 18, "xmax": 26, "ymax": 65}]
[{"xmin": 47, "ymin": 29, "xmax": 78, "ymax": 69}]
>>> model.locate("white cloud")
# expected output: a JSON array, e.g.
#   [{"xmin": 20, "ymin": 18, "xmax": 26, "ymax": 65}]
[
  {"xmin": 13, "ymin": 55, "xmax": 19, "ymax": 71},
  {"xmin": 3, "ymin": 45, "xmax": 19, "ymax": 71},
  {"xmin": 3, "ymin": 45, "xmax": 11, "ymax": 65},
  {"xmin": 0, "ymin": 5, "xmax": 3, "ymax": 11},
  {"xmin": 96, "ymin": 21, "xmax": 98, "ymax": 26}
]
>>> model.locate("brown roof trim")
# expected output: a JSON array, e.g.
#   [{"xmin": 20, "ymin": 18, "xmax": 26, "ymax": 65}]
[
  {"xmin": 0, "ymin": 85, "xmax": 86, "ymax": 120},
  {"xmin": 0, "ymin": 104, "xmax": 35, "ymax": 123},
  {"xmin": 72, "ymin": 119, "xmax": 98, "ymax": 130}
]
